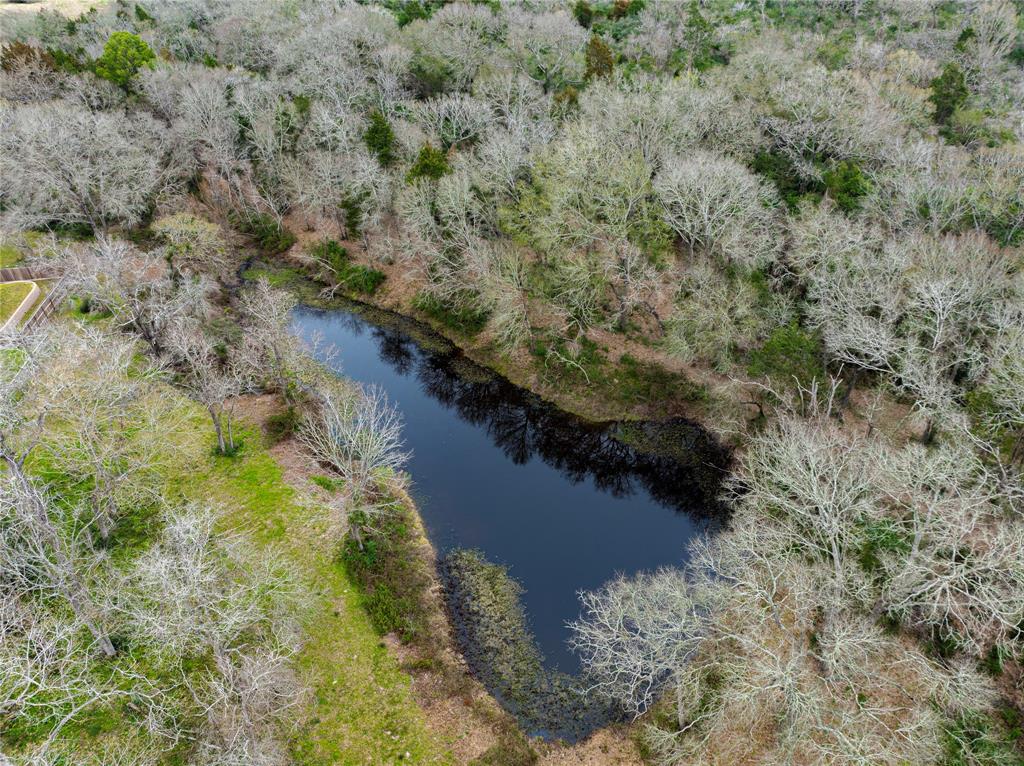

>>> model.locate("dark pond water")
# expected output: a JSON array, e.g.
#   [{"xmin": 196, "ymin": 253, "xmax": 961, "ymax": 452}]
[
  {"xmin": 292, "ymin": 304, "xmax": 729, "ymax": 735},
  {"xmin": 293, "ymin": 304, "xmax": 729, "ymax": 661}
]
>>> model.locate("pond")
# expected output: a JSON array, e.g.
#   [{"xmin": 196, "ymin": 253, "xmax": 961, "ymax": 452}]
[{"xmin": 291, "ymin": 303, "xmax": 730, "ymax": 739}]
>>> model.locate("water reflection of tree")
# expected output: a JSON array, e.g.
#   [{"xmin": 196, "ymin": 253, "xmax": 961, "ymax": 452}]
[{"xmin": 367, "ymin": 324, "xmax": 730, "ymax": 523}]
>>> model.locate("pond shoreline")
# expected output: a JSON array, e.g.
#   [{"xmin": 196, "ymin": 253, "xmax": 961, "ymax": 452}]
[
  {"xmin": 240, "ymin": 251, "xmax": 717, "ymax": 428},
  {"xmin": 242, "ymin": 254, "xmax": 728, "ymax": 759},
  {"xmin": 291, "ymin": 299, "xmax": 729, "ymax": 747}
]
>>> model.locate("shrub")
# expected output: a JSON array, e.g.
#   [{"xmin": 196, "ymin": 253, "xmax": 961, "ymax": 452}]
[
  {"xmin": 310, "ymin": 238, "xmax": 349, "ymax": 274},
  {"xmin": 747, "ymin": 323, "xmax": 824, "ymax": 389},
  {"xmin": 341, "ymin": 508, "xmax": 431, "ymax": 643},
  {"xmin": 751, "ymin": 150, "xmax": 824, "ymax": 211},
  {"xmin": 93, "ymin": 31, "xmax": 155, "ymax": 88},
  {"xmin": 823, "ymin": 160, "xmax": 872, "ymax": 212},
  {"xmin": 309, "ymin": 239, "xmax": 386, "ymax": 295},
  {"xmin": 412, "ymin": 291, "xmax": 490, "ymax": 335},
  {"xmin": 929, "ymin": 62, "xmax": 969, "ymax": 125},
  {"xmin": 406, "ymin": 143, "xmax": 450, "ymax": 183},
  {"xmin": 231, "ymin": 212, "xmax": 296, "ymax": 254},
  {"xmin": 263, "ymin": 407, "xmax": 299, "ymax": 444},
  {"xmin": 1, "ymin": 41, "xmax": 57, "ymax": 72},
  {"xmin": 364, "ymin": 110, "xmax": 397, "ymax": 168},
  {"xmin": 941, "ymin": 107, "xmax": 999, "ymax": 146}
]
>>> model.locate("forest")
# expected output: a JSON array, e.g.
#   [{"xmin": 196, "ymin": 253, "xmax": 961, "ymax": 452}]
[{"xmin": 0, "ymin": 0, "xmax": 1023, "ymax": 764}]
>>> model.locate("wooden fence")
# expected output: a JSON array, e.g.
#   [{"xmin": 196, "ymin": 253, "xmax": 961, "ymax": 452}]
[
  {"xmin": 0, "ymin": 265, "xmax": 55, "ymax": 283},
  {"xmin": 22, "ymin": 278, "xmax": 69, "ymax": 332},
  {"xmin": 1, "ymin": 264, "xmax": 68, "ymax": 332}
]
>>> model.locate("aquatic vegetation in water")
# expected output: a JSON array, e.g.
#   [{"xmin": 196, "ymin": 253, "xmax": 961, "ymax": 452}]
[{"xmin": 440, "ymin": 548, "xmax": 622, "ymax": 742}]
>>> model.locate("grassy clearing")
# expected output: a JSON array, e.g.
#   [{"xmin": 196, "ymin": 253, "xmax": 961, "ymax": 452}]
[
  {"xmin": 150, "ymin": 401, "xmax": 454, "ymax": 764},
  {"xmin": 0, "ymin": 281, "xmax": 35, "ymax": 324},
  {"xmin": 0, "ymin": 243, "xmax": 24, "ymax": 268}
]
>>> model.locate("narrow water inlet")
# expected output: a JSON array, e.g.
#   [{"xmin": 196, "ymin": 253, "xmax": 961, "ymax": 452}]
[{"xmin": 291, "ymin": 303, "xmax": 730, "ymax": 738}]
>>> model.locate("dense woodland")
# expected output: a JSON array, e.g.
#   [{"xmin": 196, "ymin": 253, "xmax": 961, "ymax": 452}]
[{"xmin": 1, "ymin": 0, "xmax": 1023, "ymax": 764}]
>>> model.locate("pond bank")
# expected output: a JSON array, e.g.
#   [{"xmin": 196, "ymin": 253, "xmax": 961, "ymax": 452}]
[
  {"xmin": 234, "ymin": 394, "xmax": 645, "ymax": 764},
  {"xmin": 239, "ymin": 252, "xmax": 727, "ymax": 757},
  {"xmin": 290, "ymin": 301, "xmax": 729, "ymax": 745},
  {"xmin": 240, "ymin": 252, "xmax": 716, "ymax": 427}
]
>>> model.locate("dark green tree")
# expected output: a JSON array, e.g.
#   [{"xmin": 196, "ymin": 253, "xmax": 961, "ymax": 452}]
[
  {"xmin": 573, "ymin": 0, "xmax": 593, "ymax": 27},
  {"xmin": 584, "ymin": 35, "xmax": 614, "ymax": 80},
  {"xmin": 406, "ymin": 143, "xmax": 450, "ymax": 183},
  {"xmin": 93, "ymin": 31, "xmax": 155, "ymax": 88},
  {"xmin": 929, "ymin": 62, "xmax": 969, "ymax": 125},
  {"xmin": 93, "ymin": 31, "xmax": 156, "ymax": 88},
  {"xmin": 364, "ymin": 110, "xmax": 397, "ymax": 168},
  {"xmin": 823, "ymin": 160, "xmax": 872, "ymax": 213}
]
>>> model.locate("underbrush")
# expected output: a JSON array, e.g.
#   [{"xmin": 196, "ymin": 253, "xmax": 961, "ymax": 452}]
[
  {"xmin": 413, "ymin": 290, "xmax": 491, "ymax": 336},
  {"xmin": 530, "ymin": 333, "xmax": 707, "ymax": 413},
  {"xmin": 308, "ymin": 239, "xmax": 386, "ymax": 296},
  {"xmin": 340, "ymin": 506, "xmax": 433, "ymax": 644},
  {"xmin": 229, "ymin": 212, "xmax": 296, "ymax": 254}
]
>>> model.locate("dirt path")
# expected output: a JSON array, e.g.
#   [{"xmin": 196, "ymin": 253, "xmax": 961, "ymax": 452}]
[{"xmin": 0, "ymin": 0, "xmax": 107, "ymax": 16}]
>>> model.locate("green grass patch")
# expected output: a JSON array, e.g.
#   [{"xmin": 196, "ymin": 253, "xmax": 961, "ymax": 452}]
[
  {"xmin": 0, "ymin": 281, "xmax": 34, "ymax": 324},
  {"xmin": 0, "ymin": 243, "xmax": 24, "ymax": 268},
  {"xmin": 240, "ymin": 264, "xmax": 305, "ymax": 288},
  {"xmin": 143, "ymin": 399, "xmax": 451, "ymax": 763},
  {"xmin": 310, "ymin": 474, "xmax": 345, "ymax": 492}
]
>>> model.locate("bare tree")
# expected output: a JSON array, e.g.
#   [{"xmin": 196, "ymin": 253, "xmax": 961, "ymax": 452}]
[
  {"xmin": 165, "ymin": 319, "xmax": 257, "ymax": 455},
  {"xmin": 875, "ymin": 443, "xmax": 1024, "ymax": 655},
  {"xmin": 0, "ymin": 100, "xmax": 163, "ymax": 232},
  {"xmin": 415, "ymin": 93, "xmax": 494, "ymax": 148},
  {"xmin": 0, "ymin": 330, "xmax": 117, "ymax": 657},
  {"xmin": 32, "ymin": 328, "xmax": 171, "ymax": 541},
  {"xmin": 239, "ymin": 277, "xmax": 301, "ymax": 400},
  {"xmin": 959, "ymin": 0, "xmax": 1019, "ymax": 84},
  {"xmin": 655, "ymin": 150, "xmax": 780, "ymax": 268},
  {"xmin": 299, "ymin": 384, "xmax": 409, "ymax": 542},
  {"xmin": 64, "ymin": 238, "xmax": 215, "ymax": 356},
  {"xmin": 121, "ymin": 504, "xmax": 303, "ymax": 762},
  {"xmin": 506, "ymin": 9, "xmax": 587, "ymax": 93},
  {"xmin": 403, "ymin": 3, "xmax": 504, "ymax": 93},
  {"xmin": 151, "ymin": 212, "xmax": 230, "ymax": 277},
  {"xmin": 191, "ymin": 645, "xmax": 301, "ymax": 766},
  {"xmin": 121, "ymin": 505, "xmax": 296, "ymax": 660},
  {"xmin": 968, "ymin": 326, "xmax": 1024, "ymax": 466},
  {"xmin": 0, "ymin": 473, "xmax": 116, "ymax": 659}
]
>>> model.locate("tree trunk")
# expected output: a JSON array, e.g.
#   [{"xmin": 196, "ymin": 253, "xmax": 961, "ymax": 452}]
[
  {"xmin": 209, "ymin": 406, "xmax": 226, "ymax": 453},
  {"xmin": 838, "ymin": 367, "xmax": 863, "ymax": 411}
]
